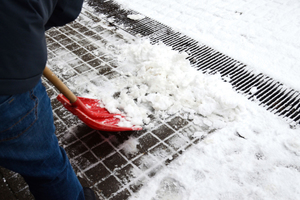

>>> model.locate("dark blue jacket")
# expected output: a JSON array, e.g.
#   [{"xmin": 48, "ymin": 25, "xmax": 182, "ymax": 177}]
[{"xmin": 0, "ymin": 0, "xmax": 84, "ymax": 95}]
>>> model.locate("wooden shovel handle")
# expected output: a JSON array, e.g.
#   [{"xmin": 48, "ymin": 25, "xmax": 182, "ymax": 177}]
[{"xmin": 43, "ymin": 66, "xmax": 77, "ymax": 103}]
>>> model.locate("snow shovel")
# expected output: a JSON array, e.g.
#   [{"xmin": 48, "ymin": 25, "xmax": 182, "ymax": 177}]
[{"xmin": 43, "ymin": 66, "xmax": 142, "ymax": 132}]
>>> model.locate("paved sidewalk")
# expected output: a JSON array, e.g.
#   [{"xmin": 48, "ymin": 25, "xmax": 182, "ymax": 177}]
[
  {"xmin": 1, "ymin": 1, "xmax": 299, "ymax": 200},
  {"xmin": 0, "ymin": 3, "xmax": 202, "ymax": 200}
]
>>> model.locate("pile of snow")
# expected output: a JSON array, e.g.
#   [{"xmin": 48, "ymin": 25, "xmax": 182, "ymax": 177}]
[
  {"xmin": 114, "ymin": 0, "xmax": 300, "ymax": 91},
  {"xmin": 85, "ymin": 40, "xmax": 244, "ymax": 128},
  {"xmin": 129, "ymin": 102, "xmax": 300, "ymax": 200}
]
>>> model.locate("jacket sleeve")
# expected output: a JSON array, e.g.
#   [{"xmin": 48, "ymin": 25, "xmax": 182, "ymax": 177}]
[
  {"xmin": 0, "ymin": 0, "xmax": 84, "ymax": 94},
  {"xmin": 45, "ymin": 0, "xmax": 84, "ymax": 30}
]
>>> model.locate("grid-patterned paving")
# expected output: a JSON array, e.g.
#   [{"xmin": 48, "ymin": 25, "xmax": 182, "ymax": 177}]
[
  {"xmin": 0, "ymin": 4, "xmax": 207, "ymax": 200},
  {"xmin": 2, "ymin": 0, "xmax": 300, "ymax": 199}
]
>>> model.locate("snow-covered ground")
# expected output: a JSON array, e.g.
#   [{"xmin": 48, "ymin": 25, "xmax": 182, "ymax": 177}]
[
  {"xmin": 101, "ymin": 40, "xmax": 300, "ymax": 200},
  {"xmin": 115, "ymin": 0, "xmax": 300, "ymax": 92},
  {"xmin": 49, "ymin": 1, "xmax": 300, "ymax": 199},
  {"xmin": 127, "ymin": 96, "xmax": 300, "ymax": 200},
  {"xmin": 95, "ymin": 0, "xmax": 300, "ymax": 199}
]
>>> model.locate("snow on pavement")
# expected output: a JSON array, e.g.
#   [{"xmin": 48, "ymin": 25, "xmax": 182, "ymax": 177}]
[
  {"xmin": 77, "ymin": 37, "xmax": 300, "ymax": 199},
  {"xmin": 84, "ymin": 40, "xmax": 243, "ymax": 128},
  {"xmin": 60, "ymin": 2, "xmax": 300, "ymax": 199},
  {"xmin": 98, "ymin": 0, "xmax": 300, "ymax": 199},
  {"xmin": 128, "ymin": 97, "xmax": 300, "ymax": 200},
  {"xmin": 115, "ymin": 0, "xmax": 300, "ymax": 91}
]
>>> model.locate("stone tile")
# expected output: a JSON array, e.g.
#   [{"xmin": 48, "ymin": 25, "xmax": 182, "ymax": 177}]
[
  {"xmin": 166, "ymin": 116, "xmax": 189, "ymax": 131},
  {"xmin": 67, "ymin": 58, "xmax": 84, "ymax": 68},
  {"xmin": 85, "ymin": 44, "xmax": 98, "ymax": 51},
  {"xmin": 88, "ymin": 58, "xmax": 105, "ymax": 68},
  {"xmin": 165, "ymin": 134, "xmax": 189, "ymax": 151},
  {"xmin": 61, "ymin": 68, "xmax": 78, "ymax": 80},
  {"xmin": 97, "ymin": 131, "xmax": 116, "ymax": 138},
  {"xmin": 58, "ymin": 131, "xmax": 78, "ymax": 146},
  {"xmin": 65, "ymin": 42, "xmax": 81, "ymax": 51},
  {"xmin": 71, "ymin": 123, "xmax": 94, "ymax": 139},
  {"xmin": 84, "ymin": 163, "xmax": 110, "ymax": 184},
  {"xmin": 45, "ymin": 37, "xmax": 55, "ymax": 45},
  {"xmin": 109, "ymin": 133, "xmax": 132, "ymax": 148},
  {"xmin": 73, "ymin": 47, "xmax": 89, "ymax": 57},
  {"xmin": 118, "ymin": 146, "xmax": 141, "ymax": 161},
  {"xmin": 92, "ymin": 142, "xmax": 115, "ymax": 159},
  {"xmin": 73, "ymin": 151, "xmax": 98, "ymax": 171},
  {"xmin": 81, "ymin": 52, "xmax": 96, "ymax": 62},
  {"xmin": 180, "ymin": 125, "xmax": 203, "ymax": 141},
  {"xmin": 14, "ymin": 188, "xmax": 34, "ymax": 200},
  {"xmin": 6, "ymin": 174, "xmax": 27, "ymax": 193},
  {"xmin": 77, "ymin": 174, "xmax": 92, "ymax": 188},
  {"xmin": 47, "ymin": 51, "xmax": 56, "ymax": 60},
  {"xmin": 102, "ymin": 153, "xmax": 128, "ymax": 171},
  {"xmin": 115, "ymin": 164, "xmax": 137, "ymax": 185},
  {"xmin": 142, "ymin": 114, "xmax": 163, "ymax": 130},
  {"xmin": 58, "ymin": 37, "xmax": 74, "ymax": 46},
  {"xmin": 128, "ymin": 129, "xmax": 148, "ymax": 138},
  {"xmin": 152, "ymin": 124, "xmax": 175, "ymax": 140},
  {"xmin": 70, "ymin": 22, "xmax": 85, "ymax": 29},
  {"xmin": 96, "ymin": 175, "xmax": 122, "ymax": 198},
  {"xmin": 47, "ymin": 42, "xmax": 63, "ymax": 50},
  {"xmin": 46, "ymin": 29, "xmax": 61, "ymax": 37},
  {"xmin": 81, "ymin": 132, "xmax": 105, "ymax": 148},
  {"xmin": 99, "ymin": 54, "xmax": 114, "ymax": 63},
  {"xmin": 83, "ymin": 30, "xmax": 96, "ymax": 36},
  {"xmin": 77, "ymin": 38, "xmax": 92, "ymax": 46},
  {"xmin": 46, "ymin": 88, "xmax": 58, "ymax": 99},
  {"xmin": 61, "ymin": 115, "xmax": 81, "ymax": 128},
  {"xmin": 58, "ymin": 25, "xmax": 73, "ymax": 33},
  {"xmin": 129, "ymin": 176, "xmax": 148, "ymax": 193},
  {"xmin": 78, "ymin": 26, "xmax": 90, "ymax": 33},
  {"xmin": 96, "ymin": 64, "xmax": 113, "ymax": 75},
  {"xmin": 0, "ymin": 173, "xmax": 16, "ymax": 200},
  {"xmin": 132, "ymin": 153, "xmax": 156, "ymax": 172},
  {"xmin": 74, "ymin": 63, "xmax": 92, "ymax": 73},
  {"xmin": 92, "ymin": 25, "xmax": 105, "ymax": 33},
  {"xmin": 137, "ymin": 133, "xmax": 160, "ymax": 153},
  {"xmin": 53, "ymin": 33, "xmax": 68, "ymax": 42},
  {"xmin": 69, "ymin": 31, "xmax": 86, "ymax": 41},
  {"xmin": 54, "ymin": 119, "xmax": 68, "ymax": 136},
  {"xmin": 149, "ymin": 143, "xmax": 173, "ymax": 160},
  {"xmin": 65, "ymin": 141, "xmax": 88, "ymax": 158},
  {"xmin": 90, "ymin": 34, "xmax": 104, "ymax": 42}
]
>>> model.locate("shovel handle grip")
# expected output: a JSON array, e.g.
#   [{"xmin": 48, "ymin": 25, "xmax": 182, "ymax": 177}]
[{"xmin": 43, "ymin": 66, "xmax": 77, "ymax": 103}]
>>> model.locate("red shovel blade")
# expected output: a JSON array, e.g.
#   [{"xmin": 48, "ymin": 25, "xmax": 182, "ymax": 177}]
[{"xmin": 57, "ymin": 94, "xmax": 142, "ymax": 132}]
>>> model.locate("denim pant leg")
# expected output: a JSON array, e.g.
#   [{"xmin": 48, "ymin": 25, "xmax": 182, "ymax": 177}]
[{"xmin": 0, "ymin": 80, "xmax": 84, "ymax": 200}]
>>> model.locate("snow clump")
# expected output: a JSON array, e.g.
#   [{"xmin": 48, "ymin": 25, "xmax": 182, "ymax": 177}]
[{"xmin": 96, "ymin": 39, "xmax": 243, "ymax": 128}]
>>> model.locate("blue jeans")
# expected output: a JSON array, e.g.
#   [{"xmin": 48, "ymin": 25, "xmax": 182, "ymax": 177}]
[{"xmin": 0, "ymin": 80, "xmax": 84, "ymax": 200}]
